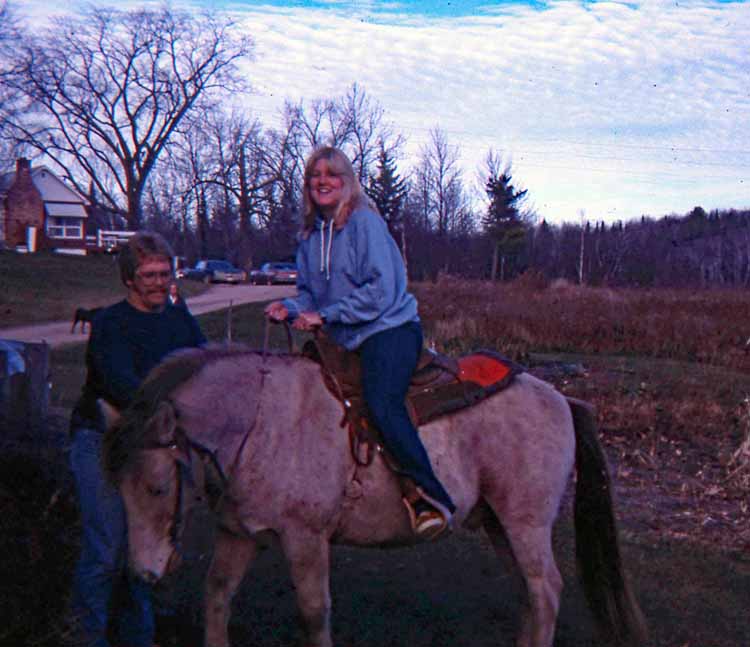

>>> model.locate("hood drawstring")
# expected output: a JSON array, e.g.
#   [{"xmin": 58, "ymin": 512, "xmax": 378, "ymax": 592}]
[{"xmin": 319, "ymin": 217, "xmax": 335, "ymax": 281}]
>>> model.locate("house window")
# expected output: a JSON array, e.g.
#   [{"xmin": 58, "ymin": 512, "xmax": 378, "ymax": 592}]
[{"xmin": 47, "ymin": 216, "xmax": 82, "ymax": 239}]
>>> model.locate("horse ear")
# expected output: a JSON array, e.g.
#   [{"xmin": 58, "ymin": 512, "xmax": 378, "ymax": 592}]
[
  {"xmin": 147, "ymin": 400, "xmax": 178, "ymax": 446},
  {"xmin": 97, "ymin": 399, "xmax": 121, "ymax": 430}
]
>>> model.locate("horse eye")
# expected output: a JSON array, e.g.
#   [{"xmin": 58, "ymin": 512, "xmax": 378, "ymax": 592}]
[{"xmin": 147, "ymin": 484, "xmax": 169, "ymax": 497}]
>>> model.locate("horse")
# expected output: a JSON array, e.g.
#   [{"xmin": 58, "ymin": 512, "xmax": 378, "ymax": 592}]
[
  {"xmin": 71, "ymin": 306, "xmax": 101, "ymax": 333},
  {"xmin": 102, "ymin": 345, "xmax": 646, "ymax": 647}
]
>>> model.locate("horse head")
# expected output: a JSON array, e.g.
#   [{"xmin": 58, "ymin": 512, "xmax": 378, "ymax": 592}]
[{"xmin": 103, "ymin": 398, "xmax": 199, "ymax": 583}]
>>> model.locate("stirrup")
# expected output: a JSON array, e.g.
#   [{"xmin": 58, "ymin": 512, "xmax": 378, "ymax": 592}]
[
  {"xmin": 402, "ymin": 487, "xmax": 453, "ymax": 541},
  {"xmin": 415, "ymin": 509, "xmax": 448, "ymax": 540}
]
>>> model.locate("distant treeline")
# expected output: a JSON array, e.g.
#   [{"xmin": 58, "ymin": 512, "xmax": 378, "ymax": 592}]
[
  {"xmin": 375, "ymin": 204, "xmax": 750, "ymax": 288},
  {"xmin": 451, "ymin": 205, "xmax": 750, "ymax": 289},
  {"xmin": 1, "ymin": 4, "xmax": 747, "ymax": 288}
]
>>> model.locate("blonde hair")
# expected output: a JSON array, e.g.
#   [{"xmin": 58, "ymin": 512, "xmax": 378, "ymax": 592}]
[{"xmin": 301, "ymin": 146, "xmax": 372, "ymax": 236}]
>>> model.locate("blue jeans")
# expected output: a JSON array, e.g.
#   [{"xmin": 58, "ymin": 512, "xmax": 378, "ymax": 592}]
[
  {"xmin": 360, "ymin": 322, "xmax": 456, "ymax": 513},
  {"xmin": 69, "ymin": 428, "xmax": 154, "ymax": 647}
]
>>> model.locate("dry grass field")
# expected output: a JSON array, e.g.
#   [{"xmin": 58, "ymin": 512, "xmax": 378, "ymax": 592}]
[
  {"xmin": 1, "ymin": 267, "xmax": 749, "ymax": 646},
  {"xmin": 415, "ymin": 275, "xmax": 750, "ymax": 554}
]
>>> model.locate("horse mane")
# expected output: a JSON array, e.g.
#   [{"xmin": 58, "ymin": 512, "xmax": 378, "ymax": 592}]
[{"xmin": 102, "ymin": 343, "xmax": 264, "ymax": 481}]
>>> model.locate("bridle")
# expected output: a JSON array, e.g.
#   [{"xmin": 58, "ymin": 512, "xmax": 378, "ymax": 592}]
[
  {"xmin": 144, "ymin": 427, "xmax": 228, "ymax": 553},
  {"xmin": 142, "ymin": 319, "xmax": 294, "ymax": 554}
]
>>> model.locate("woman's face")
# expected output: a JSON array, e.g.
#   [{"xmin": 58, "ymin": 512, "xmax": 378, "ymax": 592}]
[{"xmin": 309, "ymin": 159, "xmax": 345, "ymax": 215}]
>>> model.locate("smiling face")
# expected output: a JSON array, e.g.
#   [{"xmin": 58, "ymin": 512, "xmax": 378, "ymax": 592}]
[
  {"xmin": 126, "ymin": 256, "xmax": 172, "ymax": 312},
  {"xmin": 308, "ymin": 159, "xmax": 345, "ymax": 217}
]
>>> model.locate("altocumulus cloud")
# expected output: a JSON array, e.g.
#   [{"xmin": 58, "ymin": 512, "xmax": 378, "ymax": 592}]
[
  {"xmin": 231, "ymin": 0, "xmax": 749, "ymax": 221},
  {"xmin": 15, "ymin": 0, "xmax": 750, "ymax": 221}
]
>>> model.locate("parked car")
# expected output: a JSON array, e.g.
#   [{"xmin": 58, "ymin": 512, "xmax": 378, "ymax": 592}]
[
  {"xmin": 183, "ymin": 259, "xmax": 246, "ymax": 284},
  {"xmin": 249, "ymin": 262, "xmax": 298, "ymax": 285}
]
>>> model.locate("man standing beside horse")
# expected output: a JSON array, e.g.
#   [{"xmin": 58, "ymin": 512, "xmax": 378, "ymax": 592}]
[{"xmin": 68, "ymin": 232, "xmax": 206, "ymax": 647}]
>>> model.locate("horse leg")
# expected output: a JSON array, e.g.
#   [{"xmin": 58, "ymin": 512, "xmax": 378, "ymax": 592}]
[
  {"xmin": 280, "ymin": 531, "xmax": 332, "ymax": 647},
  {"xmin": 503, "ymin": 524, "xmax": 562, "ymax": 647},
  {"xmin": 204, "ymin": 528, "xmax": 258, "ymax": 647},
  {"xmin": 482, "ymin": 510, "xmax": 516, "ymax": 572}
]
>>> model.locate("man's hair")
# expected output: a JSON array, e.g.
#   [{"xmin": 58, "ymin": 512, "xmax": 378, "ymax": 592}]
[
  {"xmin": 301, "ymin": 146, "xmax": 376, "ymax": 236},
  {"xmin": 118, "ymin": 231, "xmax": 174, "ymax": 285}
]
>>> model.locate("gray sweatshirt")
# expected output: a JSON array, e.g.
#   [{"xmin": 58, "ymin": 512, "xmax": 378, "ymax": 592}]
[{"xmin": 283, "ymin": 205, "xmax": 419, "ymax": 350}]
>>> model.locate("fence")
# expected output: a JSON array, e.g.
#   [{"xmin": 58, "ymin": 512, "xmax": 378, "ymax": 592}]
[{"xmin": 85, "ymin": 229, "xmax": 136, "ymax": 253}]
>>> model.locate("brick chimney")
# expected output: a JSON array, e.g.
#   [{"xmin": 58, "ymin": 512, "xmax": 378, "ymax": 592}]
[
  {"xmin": 6, "ymin": 157, "xmax": 44, "ymax": 248},
  {"xmin": 16, "ymin": 157, "xmax": 31, "ymax": 175}
]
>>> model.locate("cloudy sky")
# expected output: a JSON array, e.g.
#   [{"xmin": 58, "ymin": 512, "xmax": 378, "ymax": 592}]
[{"xmin": 18, "ymin": 0, "xmax": 750, "ymax": 224}]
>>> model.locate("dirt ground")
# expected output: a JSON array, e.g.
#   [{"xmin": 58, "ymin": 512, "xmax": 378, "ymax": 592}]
[{"xmin": 1, "ymin": 359, "xmax": 749, "ymax": 647}]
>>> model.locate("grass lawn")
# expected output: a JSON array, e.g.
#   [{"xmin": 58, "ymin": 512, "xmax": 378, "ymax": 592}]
[
  {"xmin": 0, "ymin": 250, "xmax": 206, "ymax": 327},
  {"xmin": 50, "ymin": 301, "xmax": 300, "ymax": 410}
]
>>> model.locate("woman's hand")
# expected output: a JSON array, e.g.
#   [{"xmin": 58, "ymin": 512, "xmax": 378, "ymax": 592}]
[
  {"xmin": 292, "ymin": 311, "xmax": 323, "ymax": 331},
  {"xmin": 265, "ymin": 301, "xmax": 288, "ymax": 322}
]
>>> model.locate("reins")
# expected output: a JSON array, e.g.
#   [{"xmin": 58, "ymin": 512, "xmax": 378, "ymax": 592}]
[
  {"xmin": 224, "ymin": 317, "xmax": 295, "ymax": 495},
  {"xmin": 143, "ymin": 425, "xmax": 227, "ymax": 549},
  {"xmin": 262, "ymin": 317, "xmax": 296, "ymax": 359},
  {"xmin": 149, "ymin": 320, "xmax": 299, "ymax": 551}
]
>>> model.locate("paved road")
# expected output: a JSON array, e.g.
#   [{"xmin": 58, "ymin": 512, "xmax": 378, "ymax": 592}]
[{"xmin": 0, "ymin": 284, "xmax": 295, "ymax": 348}]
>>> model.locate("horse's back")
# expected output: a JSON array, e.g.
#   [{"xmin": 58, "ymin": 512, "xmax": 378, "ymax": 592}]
[
  {"xmin": 332, "ymin": 371, "xmax": 576, "ymax": 545},
  {"xmin": 431, "ymin": 371, "xmax": 575, "ymax": 519}
]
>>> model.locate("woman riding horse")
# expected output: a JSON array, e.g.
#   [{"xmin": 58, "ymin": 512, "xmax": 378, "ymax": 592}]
[{"xmin": 265, "ymin": 145, "xmax": 455, "ymax": 539}]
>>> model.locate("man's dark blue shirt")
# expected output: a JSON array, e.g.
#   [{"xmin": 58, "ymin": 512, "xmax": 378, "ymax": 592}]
[{"xmin": 71, "ymin": 299, "xmax": 206, "ymax": 429}]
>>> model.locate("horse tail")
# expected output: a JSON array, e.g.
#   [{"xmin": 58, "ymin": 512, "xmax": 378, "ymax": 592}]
[{"xmin": 568, "ymin": 397, "xmax": 647, "ymax": 646}]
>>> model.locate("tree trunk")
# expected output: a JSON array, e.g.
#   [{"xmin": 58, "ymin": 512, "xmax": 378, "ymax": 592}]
[
  {"xmin": 197, "ymin": 187, "xmax": 209, "ymax": 259},
  {"xmin": 127, "ymin": 181, "xmax": 142, "ymax": 230},
  {"xmin": 579, "ymin": 225, "xmax": 585, "ymax": 285},
  {"xmin": 400, "ymin": 228, "xmax": 409, "ymax": 280},
  {"xmin": 491, "ymin": 241, "xmax": 499, "ymax": 281}
]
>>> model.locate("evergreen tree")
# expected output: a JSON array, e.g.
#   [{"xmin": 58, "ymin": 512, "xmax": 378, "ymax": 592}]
[
  {"xmin": 366, "ymin": 141, "xmax": 408, "ymax": 237},
  {"xmin": 482, "ymin": 162, "xmax": 528, "ymax": 280}
]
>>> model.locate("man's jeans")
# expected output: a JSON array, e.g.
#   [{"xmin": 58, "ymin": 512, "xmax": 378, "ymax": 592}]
[
  {"xmin": 69, "ymin": 428, "xmax": 154, "ymax": 647},
  {"xmin": 360, "ymin": 321, "xmax": 456, "ymax": 513}
]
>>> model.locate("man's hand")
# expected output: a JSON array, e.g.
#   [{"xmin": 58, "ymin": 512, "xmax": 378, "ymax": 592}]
[
  {"xmin": 293, "ymin": 311, "xmax": 323, "ymax": 331},
  {"xmin": 265, "ymin": 301, "xmax": 289, "ymax": 322}
]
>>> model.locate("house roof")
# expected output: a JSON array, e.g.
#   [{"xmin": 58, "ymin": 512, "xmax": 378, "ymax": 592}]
[
  {"xmin": 32, "ymin": 166, "xmax": 90, "ymax": 205},
  {"xmin": 0, "ymin": 163, "xmax": 90, "ymax": 209},
  {"xmin": 46, "ymin": 202, "xmax": 88, "ymax": 218}
]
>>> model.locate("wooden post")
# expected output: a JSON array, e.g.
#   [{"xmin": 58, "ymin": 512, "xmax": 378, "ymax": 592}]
[
  {"xmin": 24, "ymin": 342, "xmax": 50, "ymax": 430},
  {"xmin": 0, "ymin": 340, "xmax": 50, "ymax": 436},
  {"xmin": 226, "ymin": 300, "xmax": 233, "ymax": 343}
]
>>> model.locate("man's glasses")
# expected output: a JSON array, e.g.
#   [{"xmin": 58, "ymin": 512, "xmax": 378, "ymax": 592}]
[{"xmin": 135, "ymin": 270, "xmax": 172, "ymax": 284}]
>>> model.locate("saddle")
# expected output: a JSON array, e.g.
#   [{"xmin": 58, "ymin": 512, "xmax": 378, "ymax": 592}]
[{"xmin": 302, "ymin": 333, "xmax": 523, "ymax": 471}]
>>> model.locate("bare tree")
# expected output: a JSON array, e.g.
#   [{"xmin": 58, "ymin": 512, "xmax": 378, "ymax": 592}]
[
  {"xmin": 416, "ymin": 127, "xmax": 466, "ymax": 237},
  {"xmin": 287, "ymin": 97, "xmax": 349, "ymax": 154},
  {"xmin": 6, "ymin": 5, "xmax": 253, "ymax": 228},
  {"xmin": 338, "ymin": 83, "xmax": 405, "ymax": 185},
  {"xmin": 0, "ymin": 0, "xmax": 24, "ymax": 167},
  {"xmin": 402, "ymin": 128, "xmax": 476, "ymax": 278}
]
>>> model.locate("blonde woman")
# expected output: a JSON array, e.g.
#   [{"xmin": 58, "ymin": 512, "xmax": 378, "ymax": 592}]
[{"xmin": 265, "ymin": 146, "xmax": 455, "ymax": 538}]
